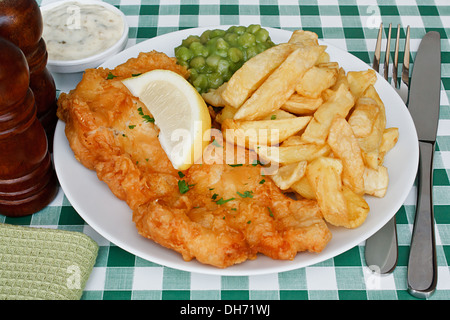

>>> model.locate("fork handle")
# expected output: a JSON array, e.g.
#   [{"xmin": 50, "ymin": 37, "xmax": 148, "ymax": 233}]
[{"xmin": 407, "ymin": 141, "xmax": 437, "ymax": 298}]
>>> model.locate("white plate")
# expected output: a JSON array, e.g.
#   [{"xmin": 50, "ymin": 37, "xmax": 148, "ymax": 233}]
[{"xmin": 53, "ymin": 26, "xmax": 419, "ymax": 276}]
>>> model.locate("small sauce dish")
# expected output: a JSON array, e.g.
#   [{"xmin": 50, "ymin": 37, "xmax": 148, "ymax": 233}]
[{"xmin": 41, "ymin": 0, "xmax": 129, "ymax": 73}]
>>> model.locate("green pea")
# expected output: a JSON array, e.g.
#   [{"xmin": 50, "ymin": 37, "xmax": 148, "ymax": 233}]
[
  {"xmin": 217, "ymin": 59, "xmax": 230, "ymax": 75},
  {"xmin": 238, "ymin": 32, "xmax": 256, "ymax": 48},
  {"xmin": 200, "ymin": 30, "xmax": 211, "ymax": 43},
  {"xmin": 175, "ymin": 46, "xmax": 192, "ymax": 61},
  {"xmin": 224, "ymin": 32, "xmax": 239, "ymax": 46},
  {"xmin": 235, "ymin": 26, "xmax": 246, "ymax": 35},
  {"xmin": 176, "ymin": 26, "xmax": 274, "ymax": 93},
  {"xmin": 215, "ymin": 38, "xmax": 230, "ymax": 51},
  {"xmin": 227, "ymin": 26, "xmax": 236, "ymax": 33},
  {"xmin": 246, "ymin": 24, "xmax": 261, "ymax": 34},
  {"xmin": 190, "ymin": 41, "xmax": 208, "ymax": 57},
  {"xmin": 193, "ymin": 74, "xmax": 208, "ymax": 90},
  {"xmin": 246, "ymin": 46, "xmax": 259, "ymax": 59},
  {"xmin": 206, "ymin": 54, "xmax": 221, "ymax": 68},
  {"xmin": 207, "ymin": 72, "xmax": 223, "ymax": 89},
  {"xmin": 182, "ymin": 35, "xmax": 200, "ymax": 47},
  {"xmin": 189, "ymin": 56, "xmax": 206, "ymax": 69},
  {"xmin": 189, "ymin": 68, "xmax": 199, "ymax": 80},
  {"xmin": 228, "ymin": 47, "xmax": 243, "ymax": 63},
  {"xmin": 255, "ymin": 28, "xmax": 269, "ymax": 43},
  {"xmin": 210, "ymin": 29, "xmax": 226, "ymax": 38}
]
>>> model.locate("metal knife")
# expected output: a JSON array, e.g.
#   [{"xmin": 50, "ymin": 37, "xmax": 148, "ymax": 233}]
[{"xmin": 407, "ymin": 31, "xmax": 441, "ymax": 299}]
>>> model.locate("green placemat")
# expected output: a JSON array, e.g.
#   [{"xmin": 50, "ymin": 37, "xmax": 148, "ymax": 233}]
[{"xmin": 0, "ymin": 223, "xmax": 98, "ymax": 300}]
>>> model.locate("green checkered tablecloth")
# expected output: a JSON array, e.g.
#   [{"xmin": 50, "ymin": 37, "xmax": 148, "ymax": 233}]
[{"xmin": 2, "ymin": 0, "xmax": 449, "ymax": 301}]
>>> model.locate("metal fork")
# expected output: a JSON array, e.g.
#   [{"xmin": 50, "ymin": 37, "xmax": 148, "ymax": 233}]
[{"xmin": 364, "ymin": 23, "xmax": 411, "ymax": 274}]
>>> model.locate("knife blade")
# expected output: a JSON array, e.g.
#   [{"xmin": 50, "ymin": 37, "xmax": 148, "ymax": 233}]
[{"xmin": 407, "ymin": 31, "xmax": 441, "ymax": 299}]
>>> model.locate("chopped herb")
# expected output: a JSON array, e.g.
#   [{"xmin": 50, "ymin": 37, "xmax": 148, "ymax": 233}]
[
  {"xmin": 228, "ymin": 164, "xmax": 243, "ymax": 167},
  {"xmin": 267, "ymin": 207, "xmax": 274, "ymax": 218},
  {"xmin": 145, "ymin": 158, "xmax": 149, "ymax": 162},
  {"xmin": 237, "ymin": 191, "xmax": 253, "ymax": 198},
  {"xmin": 132, "ymin": 73, "xmax": 142, "ymax": 77},
  {"xmin": 252, "ymin": 159, "xmax": 263, "ymax": 166},
  {"xmin": 106, "ymin": 72, "xmax": 117, "ymax": 80},
  {"xmin": 211, "ymin": 193, "xmax": 219, "ymax": 201},
  {"xmin": 137, "ymin": 107, "xmax": 155, "ymax": 123},
  {"xmin": 208, "ymin": 187, "xmax": 215, "ymax": 190},
  {"xmin": 216, "ymin": 197, "xmax": 235, "ymax": 205},
  {"xmin": 128, "ymin": 125, "xmax": 136, "ymax": 129},
  {"xmin": 247, "ymin": 220, "xmax": 252, "ymax": 224},
  {"xmin": 178, "ymin": 180, "xmax": 190, "ymax": 194},
  {"xmin": 259, "ymin": 179, "xmax": 266, "ymax": 184},
  {"xmin": 231, "ymin": 208, "xmax": 237, "ymax": 211},
  {"xmin": 122, "ymin": 133, "xmax": 127, "ymax": 137},
  {"xmin": 271, "ymin": 115, "xmax": 276, "ymax": 120},
  {"xmin": 178, "ymin": 171, "xmax": 185, "ymax": 178}
]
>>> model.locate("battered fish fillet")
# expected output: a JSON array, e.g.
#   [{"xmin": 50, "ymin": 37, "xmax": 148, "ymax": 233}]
[{"xmin": 57, "ymin": 51, "xmax": 332, "ymax": 268}]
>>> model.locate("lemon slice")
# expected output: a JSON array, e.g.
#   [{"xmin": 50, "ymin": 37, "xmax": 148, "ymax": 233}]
[{"xmin": 122, "ymin": 69, "xmax": 211, "ymax": 170}]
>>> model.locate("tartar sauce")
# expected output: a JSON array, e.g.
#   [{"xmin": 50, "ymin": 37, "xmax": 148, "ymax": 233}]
[{"xmin": 42, "ymin": 1, "xmax": 124, "ymax": 61}]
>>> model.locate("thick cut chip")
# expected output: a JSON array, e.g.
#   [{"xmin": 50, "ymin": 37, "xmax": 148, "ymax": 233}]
[
  {"xmin": 341, "ymin": 186, "xmax": 370, "ymax": 228},
  {"xmin": 288, "ymin": 30, "xmax": 319, "ymax": 46},
  {"xmin": 330, "ymin": 67, "xmax": 349, "ymax": 91},
  {"xmin": 215, "ymin": 105, "xmax": 237, "ymax": 124},
  {"xmin": 347, "ymin": 97, "xmax": 380, "ymax": 138},
  {"xmin": 222, "ymin": 116, "xmax": 311, "ymax": 148},
  {"xmin": 262, "ymin": 109, "xmax": 296, "ymax": 120},
  {"xmin": 306, "ymin": 157, "xmax": 369, "ymax": 228},
  {"xmin": 327, "ymin": 117, "xmax": 365, "ymax": 195},
  {"xmin": 363, "ymin": 165, "xmax": 389, "ymax": 197},
  {"xmin": 377, "ymin": 127, "xmax": 399, "ymax": 165},
  {"xmin": 270, "ymin": 161, "xmax": 307, "ymax": 190},
  {"xmin": 301, "ymin": 84, "xmax": 355, "ymax": 144},
  {"xmin": 347, "ymin": 69, "xmax": 377, "ymax": 98},
  {"xmin": 202, "ymin": 82, "xmax": 228, "ymax": 107},
  {"xmin": 281, "ymin": 94, "xmax": 323, "ymax": 115},
  {"xmin": 221, "ymin": 43, "xmax": 298, "ymax": 109},
  {"xmin": 351, "ymin": 87, "xmax": 386, "ymax": 169},
  {"xmin": 290, "ymin": 176, "xmax": 316, "ymax": 200},
  {"xmin": 306, "ymin": 157, "xmax": 347, "ymax": 225},
  {"xmin": 295, "ymin": 66, "xmax": 338, "ymax": 98},
  {"xmin": 233, "ymin": 45, "xmax": 326, "ymax": 121},
  {"xmin": 256, "ymin": 143, "xmax": 331, "ymax": 165}
]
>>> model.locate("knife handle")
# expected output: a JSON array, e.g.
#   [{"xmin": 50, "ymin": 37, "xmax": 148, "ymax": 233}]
[{"xmin": 407, "ymin": 141, "xmax": 437, "ymax": 298}]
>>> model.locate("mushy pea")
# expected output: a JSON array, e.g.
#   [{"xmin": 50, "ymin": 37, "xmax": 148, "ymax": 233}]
[{"xmin": 175, "ymin": 25, "xmax": 275, "ymax": 94}]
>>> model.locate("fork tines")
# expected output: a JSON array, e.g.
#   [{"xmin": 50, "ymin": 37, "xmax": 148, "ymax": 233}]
[{"xmin": 373, "ymin": 23, "xmax": 410, "ymax": 89}]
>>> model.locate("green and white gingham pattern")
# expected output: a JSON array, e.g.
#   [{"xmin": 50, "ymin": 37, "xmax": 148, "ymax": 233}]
[{"xmin": 6, "ymin": 0, "xmax": 448, "ymax": 300}]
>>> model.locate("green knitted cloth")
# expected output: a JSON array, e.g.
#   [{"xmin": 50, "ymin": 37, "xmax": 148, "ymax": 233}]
[{"xmin": 0, "ymin": 223, "xmax": 98, "ymax": 300}]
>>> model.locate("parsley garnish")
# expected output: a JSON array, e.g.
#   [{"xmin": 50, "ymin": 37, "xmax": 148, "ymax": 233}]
[
  {"xmin": 259, "ymin": 179, "xmax": 265, "ymax": 184},
  {"xmin": 252, "ymin": 159, "xmax": 263, "ymax": 166},
  {"xmin": 137, "ymin": 107, "xmax": 155, "ymax": 123},
  {"xmin": 128, "ymin": 125, "xmax": 136, "ymax": 129},
  {"xmin": 216, "ymin": 197, "xmax": 235, "ymax": 205},
  {"xmin": 132, "ymin": 73, "xmax": 142, "ymax": 77},
  {"xmin": 271, "ymin": 115, "xmax": 276, "ymax": 120},
  {"xmin": 178, "ymin": 171, "xmax": 185, "ymax": 178},
  {"xmin": 237, "ymin": 191, "xmax": 253, "ymax": 198},
  {"xmin": 106, "ymin": 72, "xmax": 117, "ymax": 80},
  {"xmin": 267, "ymin": 207, "xmax": 274, "ymax": 218},
  {"xmin": 178, "ymin": 180, "xmax": 194, "ymax": 194},
  {"xmin": 228, "ymin": 164, "xmax": 243, "ymax": 167}
]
